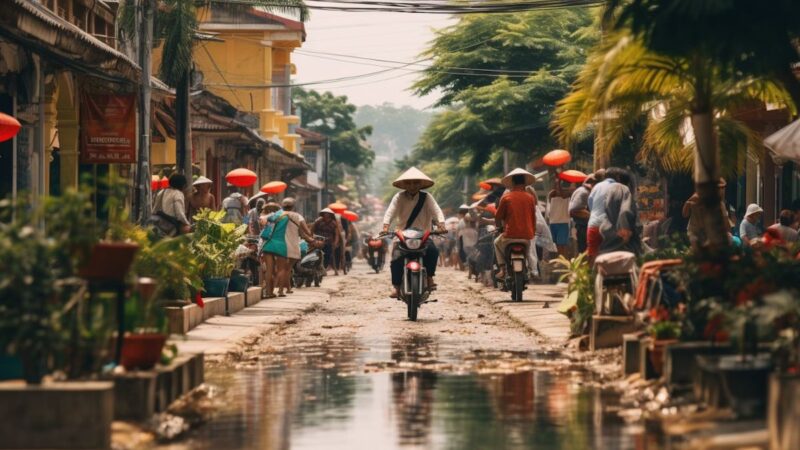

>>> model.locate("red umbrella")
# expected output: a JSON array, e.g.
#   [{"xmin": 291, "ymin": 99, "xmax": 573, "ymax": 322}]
[
  {"xmin": 0, "ymin": 113, "xmax": 21, "ymax": 143},
  {"xmin": 543, "ymin": 149, "xmax": 571, "ymax": 167},
  {"xmin": 478, "ymin": 181, "xmax": 492, "ymax": 190},
  {"xmin": 226, "ymin": 168, "xmax": 257, "ymax": 187},
  {"xmin": 343, "ymin": 210, "xmax": 359, "ymax": 222},
  {"xmin": 160, "ymin": 176, "xmax": 169, "ymax": 189},
  {"xmin": 559, "ymin": 169, "xmax": 588, "ymax": 183},
  {"xmin": 260, "ymin": 181, "xmax": 287, "ymax": 194}
]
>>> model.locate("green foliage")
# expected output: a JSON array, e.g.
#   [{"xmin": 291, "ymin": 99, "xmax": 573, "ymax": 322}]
[
  {"xmin": 294, "ymin": 88, "xmax": 374, "ymax": 187},
  {"xmin": 553, "ymin": 252, "xmax": 594, "ymax": 336},
  {"xmin": 755, "ymin": 290, "xmax": 800, "ymax": 373},
  {"xmin": 192, "ymin": 209, "xmax": 246, "ymax": 278},
  {"xmin": 649, "ymin": 320, "xmax": 682, "ymax": 340}
]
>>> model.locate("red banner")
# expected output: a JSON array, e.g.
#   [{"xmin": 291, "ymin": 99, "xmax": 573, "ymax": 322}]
[{"xmin": 80, "ymin": 93, "xmax": 136, "ymax": 164}]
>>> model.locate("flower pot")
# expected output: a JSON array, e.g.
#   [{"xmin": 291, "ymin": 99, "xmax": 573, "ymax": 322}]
[
  {"xmin": 696, "ymin": 354, "xmax": 772, "ymax": 419},
  {"xmin": 229, "ymin": 271, "xmax": 250, "ymax": 293},
  {"xmin": 120, "ymin": 333, "xmax": 167, "ymax": 370},
  {"xmin": 663, "ymin": 340, "xmax": 732, "ymax": 388},
  {"xmin": 78, "ymin": 242, "xmax": 140, "ymax": 282},
  {"xmin": 768, "ymin": 372, "xmax": 800, "ymax": 450},
  {"xmin": 203, "ymin": 277, "xmax": 230, "ymax": 298},
  {"xmin": 20, "ymin": 353, "xmax": 47, "ymax": 384},
  {"xmin": 648, "ymin": 338, "xmax": 678, "ymax": 377}
]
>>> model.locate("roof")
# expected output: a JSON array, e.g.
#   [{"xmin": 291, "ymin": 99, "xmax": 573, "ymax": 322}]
[
  {"xmin": 296, "ymin": 127, "xmax": 328, "ymax": 143},
  {"xmin": 246, "ymin": 9, "xmax": 306, "ymax": 37},
  {"xmin": 1, "ymin": 0, "xmax": 140, "ymax": 82}
]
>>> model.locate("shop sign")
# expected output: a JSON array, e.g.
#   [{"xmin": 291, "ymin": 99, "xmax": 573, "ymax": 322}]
[{"xmin": 80, "ymin": 93, "xmax": 136, "ymax": 164}]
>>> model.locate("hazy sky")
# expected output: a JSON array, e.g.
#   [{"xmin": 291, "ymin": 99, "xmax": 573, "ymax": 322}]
[{"xmin": 292, "ymin": 10, "xmax": 455, "ymax": 110}]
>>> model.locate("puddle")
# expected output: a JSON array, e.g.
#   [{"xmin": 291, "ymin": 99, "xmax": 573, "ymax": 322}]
[{"xmin": 158, "ymin": 336, "xmax": 661, "ymax": 449}]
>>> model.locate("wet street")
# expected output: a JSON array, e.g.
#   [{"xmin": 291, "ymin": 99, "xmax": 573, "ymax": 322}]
[{"xmin": 160, "ymin": 262, "xmax": 652, "ymax": 449}]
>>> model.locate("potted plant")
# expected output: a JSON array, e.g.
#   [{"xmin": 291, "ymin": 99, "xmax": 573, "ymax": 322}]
[
  {"xmin": 553, "ymin": 252, "xmax": 595, "ymax": 337},
  {"xmin": 119, "ymin": 277, "xmax": 171, "ymax": 370},
  {"xmin": 192, "ymin": 209, "xmax": 246, "ymax": 298},
  {"xmin": 646, "ymin": 305, "xmax": 681, "ymax": 376}
]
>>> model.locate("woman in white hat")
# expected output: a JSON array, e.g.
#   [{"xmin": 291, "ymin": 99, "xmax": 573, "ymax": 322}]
[
  {"xmin": 382, "ymin": 167, "xmax": 446, "ymax": 298},
  {"xmin": 740, "ymin": 203, "xmax": 764, "ymax": 246},
  {"xmin": 312, "ymin": 208, "xmax": 342, "ymax": 275},
  {"xmin": 188, "ymin": 176, "xmax": 216, "ymax": 220}
]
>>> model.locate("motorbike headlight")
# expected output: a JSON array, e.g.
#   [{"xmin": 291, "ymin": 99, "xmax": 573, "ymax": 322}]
[{"xmin": 405, "ymin": 238, "xmax": 422, "ymax": 250}]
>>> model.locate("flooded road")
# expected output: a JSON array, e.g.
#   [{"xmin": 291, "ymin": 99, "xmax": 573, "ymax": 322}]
[{"xmin": 161, "ymin": 263, "xmax": 655, "ymax": 449}]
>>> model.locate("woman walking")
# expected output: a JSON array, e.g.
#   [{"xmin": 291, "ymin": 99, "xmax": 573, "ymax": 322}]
[{"xmin": 261, "ymin": 198, "xmax": 313, "ymax": 297}]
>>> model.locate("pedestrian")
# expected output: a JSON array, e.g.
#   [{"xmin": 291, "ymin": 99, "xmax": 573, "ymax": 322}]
[
  {"xmin": 598, "ymin": 167, "xmax": 641, "ymax": 256},
  {"xmin": 247, "ymin": 198, "xmax": 266, "ymax": 236},
  {"xmin": 149, "ymin": 173, "xmax": 191, "ymax": 237},
  {"xmin": 261, "ymin": 198, "xmax": 313, "ymax": 297},
  {"xmin": 259, "ymin": 202, "xmax": 282, "ymax": 298},
  {"xmin": 221, "ymin": 185, "xmax": 247, "ymax": 224},
  {"xmin": 768, "ymin": 209, "xmax": 798, "ymax": 243},
  {"xmin": 684, "ymin": 178, "xmax": 734, "ymax": 249},
  {"xmin": 382, "ymin": 167, "xmax": 446, "ymax": 299},
  {"xmin": 569, "ymin": 172, "xmax": 600, "ymax": 254},
  {"xmin": 740, "ymin": 203, "xmax": 764, "ymax": 246},
  {"xmin": 587, "ymin": 169, "xmax": 616, "ymax": 263},
  {"xmin": 457, "ymin": 211, "xmax": 478, "ymax": 272},
  {"xmin": 188, "ymin": 176, "xmax": 216, "ymax": 220},
  {"xmin": 547, "ymin": 179, "xmax": 571, "ymax": 257},
  {"xmin": 312, "ymin": 208, "xmax": 341, "ymax": 275}
]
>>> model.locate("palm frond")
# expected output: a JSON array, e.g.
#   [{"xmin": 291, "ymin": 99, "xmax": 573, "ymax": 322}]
[{"xmin": 160, "ymin": 0, "xmax": 197, "ymax": 86}]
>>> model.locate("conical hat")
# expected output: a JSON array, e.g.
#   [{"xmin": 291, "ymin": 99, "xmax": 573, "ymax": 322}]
[
  {"xmin": 393, "ymin": 167, "xmax": 434, "ymax": 190},
  {"xmin": 502, "ymin": 168, "xmax": 536, "ymax": 188},
  {"xmin": 193, "ymin": 176, "xmax": 212, "ymax": 186}
]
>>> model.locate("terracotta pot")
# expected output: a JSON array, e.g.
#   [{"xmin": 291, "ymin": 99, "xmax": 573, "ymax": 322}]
[
  {"xmin": 120, "ymin": 333, "xmax": 167, "ymax": 370},
  {"xmin": 649, "ymin": 338, "xmax": 678, "ymax": 376},
  {"xmin": 78, "ymin": 242, "xmax": 140, "ymax": 282}
]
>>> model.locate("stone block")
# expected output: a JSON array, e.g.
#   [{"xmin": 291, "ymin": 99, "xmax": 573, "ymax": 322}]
[
  {"xmin": 769, "ymin": 373, "xmax": 800, "ymax": 450},
  {"xmin": 165, "ymin": 303, "xmax": 203, "ymax": 335},
  {"xmin": 202, "ymin": 297, "xmax": 225, "ymax": 320},
  {"xmin": 664, "ymin": 341, "xmax": 731, "ymax": 388},
  {"xmin": 227, "ymin": 292, "xmax": 246, "ymax": 315},
  {"xmin": 0, "ymin": 381, "xmax": 113, "ymax": 449},
  {"xmin": 111, "ymin": 371, "xmax": 157, "ymax": 421},
  {"xmin": 622, "ymin": 333, "xmax": 644, "ymax": 377},
  {"xmin": 638, "ymin": 336, "xmax": 658, "ymax": 380},
  {"xmin": 246, "ymin": 287, "xmax": 262, "ymax": 307},
  {"xmin": 589, "ymin": 315, "xmax": 640, "ymax": 351}
]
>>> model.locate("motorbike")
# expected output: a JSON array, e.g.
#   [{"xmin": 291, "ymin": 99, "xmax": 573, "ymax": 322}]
[
  {"xmin": 364, "ymin": 234, "xmax": 387, "ymax": 273},
  {"xmin": 292, "ymin": 236, "xmax": 326, "ymax": 288},
  {"xmin": 380, "ymin": 228, "xmax": 444, "ymax": 321},
  {"xmin": 501, "ymin": 239, "xmax": 529, "ymax": 302}
]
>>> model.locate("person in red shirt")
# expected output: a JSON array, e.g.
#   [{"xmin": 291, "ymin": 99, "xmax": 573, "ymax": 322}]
[{"xmin": 494, "ymin": 168, "xmax": 537, "ymax": 278}]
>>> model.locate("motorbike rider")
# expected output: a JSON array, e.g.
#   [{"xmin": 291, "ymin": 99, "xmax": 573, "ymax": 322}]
[
  {"xmin": 382, "ymin": 167, "xmax": 446, "ymax": 299},
  {"xmin": 494, "ymin": 168, "xmax": 538, "ymax": 279}
]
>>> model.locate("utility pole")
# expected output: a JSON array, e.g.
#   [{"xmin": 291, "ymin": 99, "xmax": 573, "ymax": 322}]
[{"xmin": 134, "ymin": 0, "xmax": 154, "ymax": 224}]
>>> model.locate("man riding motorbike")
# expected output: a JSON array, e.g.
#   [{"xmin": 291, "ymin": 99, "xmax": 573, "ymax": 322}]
[
  {"xmin": 382, "ymin": 167, "xmax": 446, "ymax": 299},
  {"xmin": 494, "ymin": 168, "xmax": 537, "ymax": 280}
]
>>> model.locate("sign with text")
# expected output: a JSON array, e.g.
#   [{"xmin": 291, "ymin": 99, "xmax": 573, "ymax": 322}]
[{"xmin": 80, "ymin": 93, "xmax": 136, "ymax": 164}]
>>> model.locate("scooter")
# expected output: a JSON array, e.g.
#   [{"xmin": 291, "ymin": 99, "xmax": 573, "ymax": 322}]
[
  {"xmin": 292, "ymin": 236, "xmax": 326, "ymax": 288},
  {"xmin": 380, "ymin": 228, "xmax": 444, "ymax": 321},
  {"xmin": 364, "ymin": 234, "xmax": 387, "ymax": 273},
  {"xmin": 501, "ymin": 240, "xmax": 529, "ymax": 302}
]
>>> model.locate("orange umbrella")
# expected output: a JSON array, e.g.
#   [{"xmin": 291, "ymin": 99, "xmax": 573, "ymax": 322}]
[
  {"xmin": 0, "ymin": 112, "xmax": 21, "ymax": 143},
  {"xmin": 328, "ymin": 202, "xmax": 347, "ymax": 213},
  {"xmin": 226, "ymin": 168, "xmax": 257, "ymax": 187},
  {"xmin": 543, "ymin": 149, "xmax": 571, "ymax": 167},
  {"xmin": 559, "ymin": 169, "xmax": 588, "ymax": 183},
  {"xmin": 260, "ymin": 181, "xmax": 287, "ymax": 194},
  {"xmin": 343, "ymin": 210, "xmax": 359, "ymax": 222}
]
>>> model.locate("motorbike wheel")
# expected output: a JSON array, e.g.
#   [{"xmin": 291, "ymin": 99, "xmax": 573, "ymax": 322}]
[
  {"xmin": 512, "ymin": 271, "xmax": 524, "ymax": 302},
  {"xmin": 406, "ymin": 273, "xmax": 420, "ymax": 322}
]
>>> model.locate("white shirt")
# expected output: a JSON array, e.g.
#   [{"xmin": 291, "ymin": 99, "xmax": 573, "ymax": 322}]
[
  {"xmin": 383, "ymin": 191, "xmax": 445, "ymax": 231},
  {"xmin": 156, "ymin": 188, "xmax": 189, "ymax": 225}
]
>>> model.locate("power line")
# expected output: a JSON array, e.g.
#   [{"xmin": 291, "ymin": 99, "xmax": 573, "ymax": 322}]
[{"xmin": 211, "ymin": 0, "xmax": 603, "ymax": 14}]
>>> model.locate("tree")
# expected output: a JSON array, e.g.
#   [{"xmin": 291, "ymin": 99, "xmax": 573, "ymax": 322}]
[
  {"xmin": 603, "ymin": 0, "xmax": 800, "ymax": 248},
  {"xmin": 119, "ymin": 0, "xmax": 307, "ymax": 179},
  {"xmin": 293, "ymin": 88, "xmax": 374, "ymax": 188},
  {"xmin": 412, "ymin": 9, "xmax": 596, "ymax": 172}
]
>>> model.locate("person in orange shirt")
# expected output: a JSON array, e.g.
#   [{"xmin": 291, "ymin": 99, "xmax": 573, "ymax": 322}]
[{"xmin": 494, "ymin": 168, "xmax": 537, "ymax": 279}]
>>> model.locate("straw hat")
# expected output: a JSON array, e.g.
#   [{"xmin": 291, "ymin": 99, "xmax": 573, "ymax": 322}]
[
  {"xmin": 319, "ymin": 208, "xmax": 335, "ymax": 217},
  {"xmin": 502, "ymin": 168, "xmax": 536, "ymax": 188},
  {"xmin": 392, "ymin": 167, "xmax": 434, "ymax": 190},
  {"xmin": 745, "ymin": 203, "xmax": 763, "ymax": 217},
  {"xmin": 193, "ymin": 176, "xmax": 212, "ymax": 186}
]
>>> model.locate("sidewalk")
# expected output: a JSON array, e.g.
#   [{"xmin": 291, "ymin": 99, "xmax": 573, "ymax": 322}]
[
  {"xmin": 170, "ymin": 282, "xmax": 340, "ymax": 357},
  {"xmin": 478, "ymin": 282, "xmax": 571, "ymax": 344}
]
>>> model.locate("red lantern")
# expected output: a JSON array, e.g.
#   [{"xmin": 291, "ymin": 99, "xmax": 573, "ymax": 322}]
[
  {"xmin": 160, "ymin": 176, "xmax": 169, "ymax": 189},
  {"xmin": 151, "ymin": 175, "xmax": 160, "ymax": 191},
  {"xmin": 478, "ymin": 181, "xmax": 492, "ymax": 191},
  {"xmin": 260, "ymin": 181, "xmax": 287, "ymax": 194},
  {"xmin": 543, "ymin": 149, "xmax": 571, "ymax": 167},
  {"xmin": 226, "ymin": 168, "xmax": 257, "ymax": 187},
  {"xmin": 559, "ymin": 169, "xmax": 588, "ymax": 184},
  {"xmin": 343, "ymin": 210, "xmax": 359, "ymax": 222},
  {"xmin": 328, "ymin": 202, "xmax": 347, "ymax": 214},
  {"xmin": 0, "ymin": 113, "xmax": 21, "ymax": 143}
]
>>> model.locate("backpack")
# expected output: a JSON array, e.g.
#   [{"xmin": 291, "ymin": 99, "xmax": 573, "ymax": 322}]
[{"xmin": 221, "ymin": 193, "xmax": 244, "ymax": 224}]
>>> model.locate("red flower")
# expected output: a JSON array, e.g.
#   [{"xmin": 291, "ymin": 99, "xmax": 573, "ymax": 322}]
[
  {"xmin": 648, "ymin": 306, "xmax": 670, "ymax": 322},
  {"xmin": 194, "ymin": 291, "xmax": 205, "ymax": 308}
]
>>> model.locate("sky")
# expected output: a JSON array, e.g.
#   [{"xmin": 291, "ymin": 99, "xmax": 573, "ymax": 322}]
[{"xmin": 292, "ymin": 10, "xmax": 455, "ymax": 110}]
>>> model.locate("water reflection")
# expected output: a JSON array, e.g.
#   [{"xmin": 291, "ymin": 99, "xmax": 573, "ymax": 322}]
[{"xmin": 163, "ymin": 337, "xmax": 646, "ymax": 450}]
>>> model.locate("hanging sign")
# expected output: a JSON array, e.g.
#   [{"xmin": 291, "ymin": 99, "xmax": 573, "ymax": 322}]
[{"xmin": 80, "ymin": 93, "xmax": 136, "ymax": 164}]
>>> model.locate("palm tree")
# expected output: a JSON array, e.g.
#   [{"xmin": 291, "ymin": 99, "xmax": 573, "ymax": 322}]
[
  {"xmin": 553, "ymin": 32, "xmax": 795, "ymax": 248},
  {"xmin": 119, "ymin": 0, "xmax": 307, "ymax": 180}
]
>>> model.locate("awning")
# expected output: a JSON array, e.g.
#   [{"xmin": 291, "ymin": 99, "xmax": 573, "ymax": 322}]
[{"xmin": 765, "ymin": 119, "xmax": 800, "ymax": 164}]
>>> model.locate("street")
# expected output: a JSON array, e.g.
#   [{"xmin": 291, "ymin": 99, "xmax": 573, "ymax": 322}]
[{"xmin": 158, "ymin": 262, "xmax": 646, "ymax": 450}]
